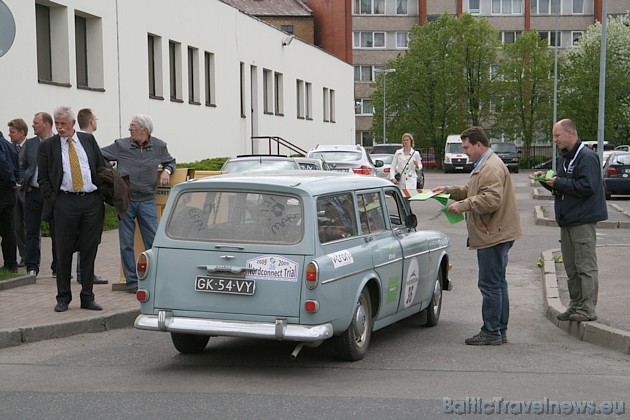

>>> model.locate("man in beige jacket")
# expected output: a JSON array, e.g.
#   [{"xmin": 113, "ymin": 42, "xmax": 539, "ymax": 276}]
[{"xmin": 434, "ymin": 127, "xmax": 522, "ymax": 345}]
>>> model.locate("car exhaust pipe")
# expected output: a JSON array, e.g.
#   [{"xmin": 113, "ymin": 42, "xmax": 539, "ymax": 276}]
[{"xmin": 290, "ymin": 343, "xmax": 304, "ymax": 360}]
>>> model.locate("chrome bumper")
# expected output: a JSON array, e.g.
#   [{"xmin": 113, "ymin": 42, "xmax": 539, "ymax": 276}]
[{"xmin": 134, "ymin": 311, "xmax": 333, "ymax": 342}]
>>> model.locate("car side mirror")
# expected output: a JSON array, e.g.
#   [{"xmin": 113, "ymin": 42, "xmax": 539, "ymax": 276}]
[
  {"xmin": 374, "ymin": 160, "xmax": 384, "ymax": 168},
  {"xmin": 405, "ymin": 213, "xmax": 417, "ymax": 229}
]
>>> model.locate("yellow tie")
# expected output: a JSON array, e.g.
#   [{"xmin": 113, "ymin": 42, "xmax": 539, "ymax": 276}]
[{"xmin": 68, "ymin": 138, "xmax": 84, "ymax": 192}]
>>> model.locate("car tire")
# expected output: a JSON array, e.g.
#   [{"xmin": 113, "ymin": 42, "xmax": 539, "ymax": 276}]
[
  {"xmin": 171, "ymin": 332, "xmax": 210, "ymax": 354},
  {"xmin": 333, "ymin": 287, "xmax": 372, "ymax": 361},
  {"xmin": 514, "ymin": 167, "xmax": 519, "ymax": 173},
  {"xmin": 417, "ymin": 174, "xmax": 425, "ymax": 189},
  {"xmin": 422, "ymin": 269, "xmax": 443, "ymax": 327}
]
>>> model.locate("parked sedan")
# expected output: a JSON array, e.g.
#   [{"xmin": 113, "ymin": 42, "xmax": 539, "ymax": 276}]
[
  {"xmin": 134, "ymin": 172, "xmax": 451, "ymax": 361},
  {"xmin": 220, "ymin": 155, "xmax": 300, "ymax": 173},
  {"xmin": 602, "ymin": 151, "xmax": 630, "ymax": 199},
  {"xmin": 307, "ymin": 144, "xmax": 381, "ymax": 176},
  {"xmin": 370, "ymin": 153, "xmax": 394, "ymax": 180}
]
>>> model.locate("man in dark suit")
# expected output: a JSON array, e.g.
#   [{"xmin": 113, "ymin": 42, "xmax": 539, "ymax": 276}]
[
  {"xmin": 38, "ymin": 106, "xmax": 106, "ymax": 312},
  {"xmin": 7, "ymin": 118, "xmax": 28, "ymax": 266},
  {"xmin": 0, "ymin": 131, "xmax": 19, "ymax": 272}
]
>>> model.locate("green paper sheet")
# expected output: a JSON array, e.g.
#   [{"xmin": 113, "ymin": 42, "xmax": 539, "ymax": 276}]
[
  {"xmin": 534, "ymin": 169, "xmax": 555, "ymax": 182},
  {"xmin": 442, "ymin": 208, "xmax": 464, "ymax": 224}
]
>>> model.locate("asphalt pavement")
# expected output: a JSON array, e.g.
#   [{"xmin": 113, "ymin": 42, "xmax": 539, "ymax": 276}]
[{"xmin": 1, "ymin": 186, "xmax": 629, "ymax": 354}]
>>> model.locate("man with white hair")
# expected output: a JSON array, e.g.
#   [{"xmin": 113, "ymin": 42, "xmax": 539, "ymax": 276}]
[{"xmin": 101, "ymin": 114, "xmax": 176, "ymax": 293}]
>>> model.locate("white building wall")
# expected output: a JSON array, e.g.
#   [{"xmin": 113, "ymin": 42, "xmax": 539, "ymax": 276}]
[{"xmin": 0, "ymin": 0, "xmax": 354, "ymax": 162}]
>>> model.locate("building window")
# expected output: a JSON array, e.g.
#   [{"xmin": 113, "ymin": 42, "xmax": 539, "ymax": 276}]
[
  {"xmin": 355, "ymin": 65, "xmax": 380, "ymax": 82},
  {"xmin": 73, "ymin": 12, "xmax": 104, "ymax": 90},
  {"xmin": 469, "ymin": 0, "xmax": 480, "ymax": 14},
  {"xmin": 354, "ymin": 0, "xmax": 385, "ymax": 15},
  {"xmin": 571, "ymin": 31, "xmax": 583, "ymax": 46},
  {"xmin": 188, "ymin": 47, "xmax": 200, "ymax": 104},
  {"xmin": 296, "ymin": 79, "xmax": 305, "ymax": 119},
  {"xmin": 263, "ymin": 68, "xmax": 273, "ymax": 114},
  {"xmin": 274, "ymin": 72, "xmax": 284, "ymax": 116},
  {"xmin": 357, "ymin": 131, "xmax": 373, "ymax": 146},
  {"xmin": 148, "ymin": 34, "xmax": 163, "ymax": 98},
  {"xmin": 396, "ymin": 0, "xmax": 408, "ymax": 15},
  {"xmin": 240, "ymin": 62, "xmax": 245, "ymax": 117},
  {"xmin": 75, "ymin": 16, "xmax": 88, "ymax": 87},
  {"xmin": 355, "ymin": 99, "xmax": 374, "ymax": 116},
  {"xmin": 323, "ymin": 88, "xmax": 330, "ymax": 122},
  {"xmin": 281, "ymin": 25, "xmax": 294, "ymax": 34},
  {"xmin": 500, "ymin": 31, "xmax": 521, "ymax": 44},
  {"xmin": 492, "ymin": 0, "xmax": 523, "ymax": 14},
  {"xmin": 572, "ymin": 0, "xmax": 584, "ymax": 14},
  {"xmin": 530, "ymin": 0, "xmax": 560, "ymax": 15},
  {"xmin": 169, "ymin": 40, "xmax": 182, "ymax": 102},
  {"xmin": 539, "ymin": 31, "xmax": 560, "ymax": 47},
  {"xmin": 204, "ymin": 51, "xmax": 215, "ymax": 106},
  {"xmin": 329, "ymin": 89, "xmax": 335, "ymax": 123},
  {"xmin": 353, "ymin": 32, "xmax": 385, "ymax": 48},
  {"xmin": 396, "ymin": 32, "xmax": 409, "ymax": 49},
  {"xmin": 305, "ymin": 82, "xmax": 313, "ymax": 120},
  {"xmin": 36, "ymin": 3, "xmax": 70, "ymax": 85}
]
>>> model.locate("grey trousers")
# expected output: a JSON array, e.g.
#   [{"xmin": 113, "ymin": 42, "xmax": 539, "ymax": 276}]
[{"xmin": 560, "ymin": 223, "xmax": 598, "ymax": 318}]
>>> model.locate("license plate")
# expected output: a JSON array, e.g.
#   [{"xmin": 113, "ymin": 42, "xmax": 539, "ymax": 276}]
[
  {"xmin": 455, "ymin": 166, "xmax": 463, "ymax": 170},
  {"xmin": 331, "ymin": 169, "xmax": 347, "ymax": 172},
  {"xmin": 625, "ymin": 169, "xmax": 630, "ymax": 174},
  {"xmin": 195, "ymin": 276, "xmax": 255, "ymax": 295}
]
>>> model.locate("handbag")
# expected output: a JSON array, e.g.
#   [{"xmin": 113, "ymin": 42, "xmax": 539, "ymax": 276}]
[{"xmin": 395, "ymin": 150, "xmax": 416, "ymax": 181}]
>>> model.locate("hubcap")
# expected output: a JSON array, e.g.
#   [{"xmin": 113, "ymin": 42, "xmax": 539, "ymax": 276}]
[
  {"xmin": 432, "ymin": 278, "xmax": 442, "ymax": 318},
  {"xmin": 353, "ymin": 300, "xmax": 367, "ymax": 340}
]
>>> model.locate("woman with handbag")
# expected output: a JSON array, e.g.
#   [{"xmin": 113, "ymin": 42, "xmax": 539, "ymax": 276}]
[{"xmin": 390, "ymin": 133, "xmax": 423, "ymax": 189}]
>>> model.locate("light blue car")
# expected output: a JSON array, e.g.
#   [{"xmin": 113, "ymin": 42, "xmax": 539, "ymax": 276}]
[{"xmin": 134, "ymin": 171, "xmax": 451, "ymax": 361}]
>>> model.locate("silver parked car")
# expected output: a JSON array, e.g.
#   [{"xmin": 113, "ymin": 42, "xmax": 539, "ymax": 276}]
[
  {"xmin": 220, "ymin": 155, "xmax": 300, "ymax": 173},
  {"xmin": 306, "ymin": 144, "xmax": 381, "ymax": 176},
  {"xmin": 295, "ymin": 157, "xmax": 331, "ymax": 171}
]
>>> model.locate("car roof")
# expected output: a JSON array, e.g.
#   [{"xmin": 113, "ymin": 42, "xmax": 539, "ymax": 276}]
[
  {"xmin": 310, "ymin": 144, "xmax": 364, "ymax": 152},
  {"xmin": 180, "ymin": 171, "xmax": 393, "ymax": 196}
]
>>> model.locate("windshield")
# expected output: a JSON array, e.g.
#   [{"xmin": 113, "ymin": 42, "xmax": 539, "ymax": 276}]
[
  {"xmin": 166, "ymin": 191, "xmax": 303, "ymax": 244},
  {"xmin": 446, "ymin": 143, "xmax": 464, "ymax": 154},
  {"xmin": 222, "ymin": 159, "xmax": 298, "ymax": 173},
  {"xmin": 491, "ymin": 144, "xmax": 517, "ymax": 153},
  {"xmin": 310, "ymin": 151, "xmax": 361, "ymax": 162}
]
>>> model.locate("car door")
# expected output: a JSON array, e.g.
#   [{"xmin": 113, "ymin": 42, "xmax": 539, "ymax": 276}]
[
  {"xmin": 382, "ymin": 188, "xmax": 430, "ymax": 313},
  {"xmin": 355, "ymin": 189, "xmax": 403, "ymax": 319}
]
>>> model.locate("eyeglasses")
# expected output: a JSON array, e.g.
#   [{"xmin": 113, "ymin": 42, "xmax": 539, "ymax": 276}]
[{"xmin": 553, "ymin": 130, "xmax": 567, "ymax": 139}]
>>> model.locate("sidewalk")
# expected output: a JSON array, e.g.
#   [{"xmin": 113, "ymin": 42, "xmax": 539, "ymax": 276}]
[{"xmin": 0, "ymin": 229, "xmax": 140, "ymax": 348}]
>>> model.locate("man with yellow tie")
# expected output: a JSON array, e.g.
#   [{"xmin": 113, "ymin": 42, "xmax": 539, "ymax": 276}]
[{"xmin": 38, "ymin": 106, "xmax": 107, "ymax": 312}]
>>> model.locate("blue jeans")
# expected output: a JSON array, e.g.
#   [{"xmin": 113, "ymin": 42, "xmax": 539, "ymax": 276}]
[
  {"xmin": 118, "ymin": 199, "xmax": 158, "ymax": 289},
  {"xmin": 476, "ymin": 241, "xmax": 514, "ymax": 338}
]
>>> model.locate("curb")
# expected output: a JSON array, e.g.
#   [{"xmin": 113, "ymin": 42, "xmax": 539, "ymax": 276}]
[
  {"xmin": 0, "ymin": 273, "xmax": 37, "ymax": 291},
  {"xmin": 540, "ymin": 249, "xmax": 630, "ymax": 355},
  {"xmin": 0, "ymin": 309, "xmax": 140, "ymax": 349},
  {"xmin": 534, "ymin": 205, "xmax": 630, "ymax": 229}
]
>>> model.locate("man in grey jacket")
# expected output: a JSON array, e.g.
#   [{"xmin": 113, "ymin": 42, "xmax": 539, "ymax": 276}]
[{"xmin": 101, "ymin": 115, "xmax": 176, "ymax": 293}]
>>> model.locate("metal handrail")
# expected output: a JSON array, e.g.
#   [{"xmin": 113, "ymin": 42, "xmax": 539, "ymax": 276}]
[{"xmin": 251, "ymin": 136, "xmax": 308, "ymax": 157}]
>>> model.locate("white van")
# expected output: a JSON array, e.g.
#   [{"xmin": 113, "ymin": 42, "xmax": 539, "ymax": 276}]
[{"xmin": 443, "ymin": 135, "xmax": 473, "ymax": 173}]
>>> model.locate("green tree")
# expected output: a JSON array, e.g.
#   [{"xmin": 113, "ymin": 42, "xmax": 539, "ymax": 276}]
[
  {"xmin": 370, "ymin": 14, "xmax": 499, "ymax": 167},
  {"xmin": 558, "ymin": 14, "xmax": 630, "ymax": 144},
  {"xmin": 494, "ymin": 30, "xmax": 554, "ymax": 163}
]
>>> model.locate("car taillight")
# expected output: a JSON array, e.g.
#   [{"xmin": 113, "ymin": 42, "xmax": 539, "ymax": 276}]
[
  {"xmin": 137, "ymin": 252, "xmax": 148, "ymax": 280},
  {"xmin": 136, "ymin": 289, "xmax": 149, "ymax": 302},
  {"xmin": 306, "ymin": 261, "xmax": 319, "ymax": 290},
  {"xmin": 352, "ymin": 165, "xmax": 372, "ymax": 175},
  {"xmin": 384, "ymin": 167, "xmax": 391, "ymax": 173},
  {"xmin": 607, "ymin": 167, "xmax": 618, "ymax": 176},
  {"xmin": 305, "ymin": 300, "xmax": 320, "ymax": 313}
]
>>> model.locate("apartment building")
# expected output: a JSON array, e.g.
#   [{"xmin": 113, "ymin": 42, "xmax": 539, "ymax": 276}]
[
  {"xmin": 0, "ymin": 0, "xmax": 354, "ymax": 162},
  {"xmin": 307, "ymin": 0, "xmax": 630, "ymax": 145}
]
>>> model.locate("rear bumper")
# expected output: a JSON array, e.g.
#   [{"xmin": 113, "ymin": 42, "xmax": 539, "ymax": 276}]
[
  {"xmin": 444, "ymin": 163, "xmax": 473, "ymax": 172},
  {"xmin": 604, "ymin": 178, "xmax": 630, "ymax": 193},
  {"xmin": 134, "ymin": 311, "xmax": 334, "ymax": 342}
]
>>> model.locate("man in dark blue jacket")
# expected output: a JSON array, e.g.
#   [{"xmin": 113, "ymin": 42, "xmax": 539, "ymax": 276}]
[
  {"xmin": 537, "ymin": 119, "xmax": 607, "ymax": 322},
  {"xmin": 0, "ymin": 131, "xmax": 19, "ymax": 272}
]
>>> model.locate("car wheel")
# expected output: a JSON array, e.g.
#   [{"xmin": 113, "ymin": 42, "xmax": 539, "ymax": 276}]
[
  {"xmin": 417, "ymin": 175, "xmax": 425, "ymax": 189},
  {"xmin": 422, "ymin": 269, "xmax": 443, "ymax": 327},
  {"xmin": 333, "ymin": 287, "xmax": 372, "ymax": 361},
  {"xmin": 514, "ymin": 167, "xmax": 519, "ymax": 173},
  {"xmin": 171, "ymin": 333, "xmax": 210, "ymax": 354}
]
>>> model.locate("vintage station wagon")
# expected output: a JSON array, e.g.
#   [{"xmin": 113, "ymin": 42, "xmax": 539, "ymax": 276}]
[{"xmin": 134, "ymin": 171, "xmax": 451, "ymax": 361}]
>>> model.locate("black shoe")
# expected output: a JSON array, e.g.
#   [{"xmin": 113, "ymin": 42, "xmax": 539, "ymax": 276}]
[
  {"xmin": 128, "ymin": 287, "xmax": 138, "ymax": 294},
  {"xmin": 54, "ymin": 302, "xmax": 69, "ymax": 312},
  {"xmin": 465, "ymin": 332, "xmax": 502, "ymax": 346},
  {"xmin": 556, "ymin": 310, "xmax": 574, "ymax": 321},
  {"xmin": 501, "ymin": 333, "xmax": 508, "ymax": 344},
  {"xmin": 569, "ymin": 313, "xmax": 597, "ymax": 322},
  {"xmin": 52, "ymin": 270, "xmax": 57, "ymax": 278},
  {"xmin": 80, "ymin": 301, "xmax": 103, "ymax": 311},
  {"xmin": 27, "ymin": 270, "xmax": 38, "ymax": 276},
  {"xmin": 93, "ymin": 275, "xmax": 108, "ymax": 284}
]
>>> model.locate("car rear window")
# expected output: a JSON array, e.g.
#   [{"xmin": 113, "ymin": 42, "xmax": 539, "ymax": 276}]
[
  {"xmin": 491, "ymin": 143, "xmax": 517, "ymax": 153},
  {"xmin": 166, "ymin": 191, "xmax": 303, "ymax": 244},
  {"xmin": 310, "ymin": 151, "xmax": 361, "ymax": 162},
  {"xmin": 371, "ymin": 145, "xmax": 400, "ymax": 154},
  {"xmin": 222, "ymin": 160, "xmax": 298, "ymax": 173}
]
